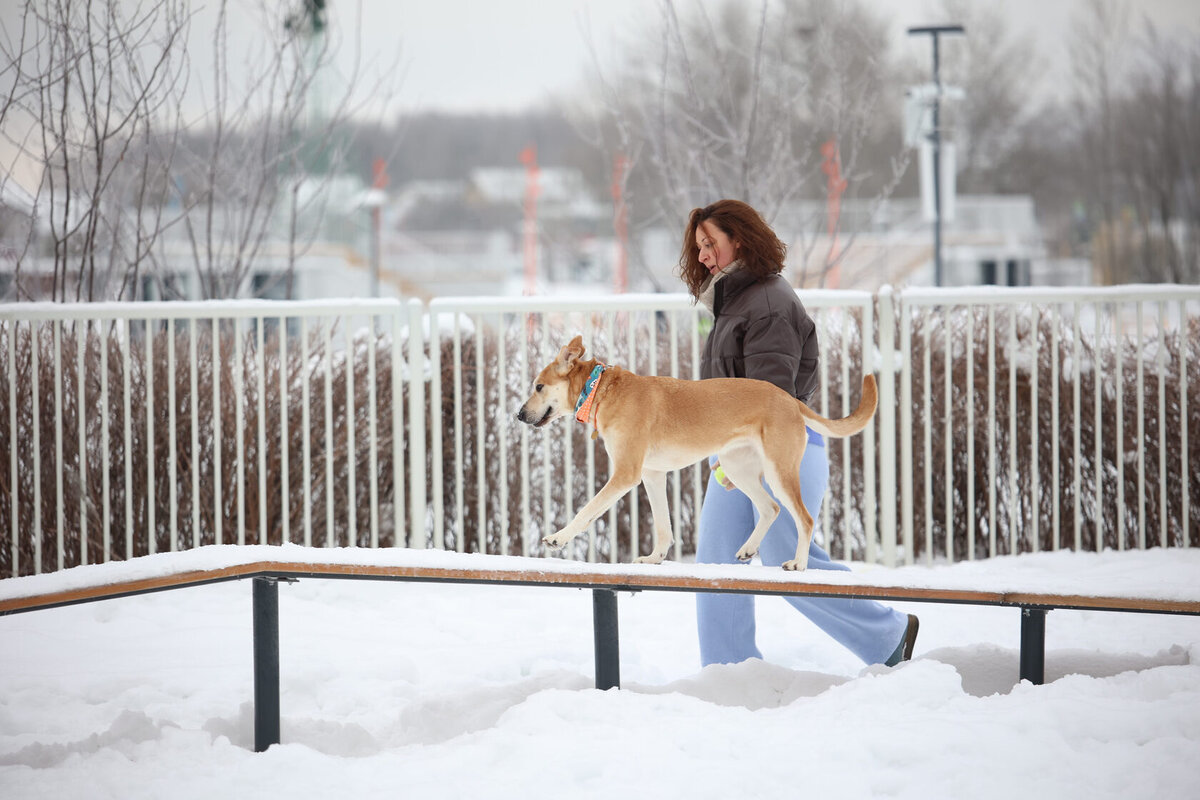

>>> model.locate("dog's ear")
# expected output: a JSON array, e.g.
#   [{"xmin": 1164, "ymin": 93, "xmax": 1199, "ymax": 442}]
[{"xmin": 554, "ymin": 336, "xmax": 586, "ymax": 374}]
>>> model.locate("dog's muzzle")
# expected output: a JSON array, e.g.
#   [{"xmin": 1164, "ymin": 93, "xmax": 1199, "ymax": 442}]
[{"xmin": 516, "ymin": 406, "xmax": 553, "ymax": 427}]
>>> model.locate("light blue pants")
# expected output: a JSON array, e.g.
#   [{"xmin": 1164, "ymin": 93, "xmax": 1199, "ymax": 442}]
[{"xmin": 695, "ymin": 440, "xmax": 909, "ymax": 666}]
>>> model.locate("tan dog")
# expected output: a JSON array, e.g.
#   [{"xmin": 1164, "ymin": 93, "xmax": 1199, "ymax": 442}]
[{"xmin": 516, "ymin": 336, "xmax": 877, "ymax": 570}]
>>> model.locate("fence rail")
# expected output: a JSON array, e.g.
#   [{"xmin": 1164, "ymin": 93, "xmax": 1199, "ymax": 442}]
[{"xmin": 2, "ymin": 285, "xmax": 1197, "ymax": 579}]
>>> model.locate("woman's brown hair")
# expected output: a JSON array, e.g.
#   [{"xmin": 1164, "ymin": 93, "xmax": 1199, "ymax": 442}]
[{"xmin": 677, "ymin": 199, "xmax": 788, "ymax": 298}]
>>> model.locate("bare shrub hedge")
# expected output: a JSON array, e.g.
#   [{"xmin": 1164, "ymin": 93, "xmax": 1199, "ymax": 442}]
[
  {"xmin": 3, "ymin": 305, "xmax": 1196, "ymax": 577},
  {"xmin": 820, "ymin": 304, "xmax": 1200, "ymax": 561}
]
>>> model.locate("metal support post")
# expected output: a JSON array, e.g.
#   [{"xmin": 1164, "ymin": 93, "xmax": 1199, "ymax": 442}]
[
  {"xmin": 1019, "ymin": 607, "xmax": 1047, "ymax": 685},
  {"xmin": 253, "ymin": 577, "xmax": 281, "ymax": 752},
  {"xmin": 592, "ymin": 589, "xmax": 620, "ymax": 690}
]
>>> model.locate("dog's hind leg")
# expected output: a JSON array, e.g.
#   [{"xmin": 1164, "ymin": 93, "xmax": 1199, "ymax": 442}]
[
  {"xmin": 719, "ymin": 449, "xmax": 780, "ymax": 563},
  {"xmin": 635, "ymin": 470, "xmax": 673, "ymax": 564},
  {"xmin": 762, "ymin": 441, "xmax": 812, "ymax": 571}
]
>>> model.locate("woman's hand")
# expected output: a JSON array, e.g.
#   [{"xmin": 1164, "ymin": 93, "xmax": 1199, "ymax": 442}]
[{"xmin": 711, "ymin": 459, "xmax": 736, "ymax": 491}]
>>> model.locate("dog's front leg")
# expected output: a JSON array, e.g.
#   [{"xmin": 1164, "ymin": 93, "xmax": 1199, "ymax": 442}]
[
  {"xmin": 634, "ymin": 470, "xmax": 672, "ymax": 564},
  {"xmin": 542, "ymin": 468, "xmax": 641, "ymax": 552}
]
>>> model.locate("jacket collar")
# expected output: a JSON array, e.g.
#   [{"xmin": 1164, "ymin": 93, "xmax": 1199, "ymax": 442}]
[{"xmin": 712, "ymin": 267, "xmax": 762, "ymax": 317}]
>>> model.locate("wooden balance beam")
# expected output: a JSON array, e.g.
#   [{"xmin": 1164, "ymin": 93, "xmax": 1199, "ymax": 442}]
[{"xmin": 3, "ymin": 547, "xmax": 1198, "ymax": 752}]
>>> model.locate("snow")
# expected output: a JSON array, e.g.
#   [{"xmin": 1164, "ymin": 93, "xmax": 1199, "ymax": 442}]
[{"xmin": 3, "ymin": 548, "xmax": 1200, "ymax": 799}]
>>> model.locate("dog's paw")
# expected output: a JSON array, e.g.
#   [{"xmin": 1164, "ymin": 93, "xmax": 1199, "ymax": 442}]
[
  {"xmin": 782, "ymin": 559, "xmax": 808, "ymax": 571},
  {"xmin": 542, "ymin": 531, "xmax": 572, "ymax": 550},
  {"xmin": 634, "ymin": 553, "xmax": 665, "ymax": 565},
  {"xmin": 735, "ymin": 546, "xmax": 758, "ymax": 562}
]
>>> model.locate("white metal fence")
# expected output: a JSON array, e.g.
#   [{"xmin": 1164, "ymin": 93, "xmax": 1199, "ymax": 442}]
[{"xmin": 2, "ymin": 285, "xmax": 1197, "ymax": 578}]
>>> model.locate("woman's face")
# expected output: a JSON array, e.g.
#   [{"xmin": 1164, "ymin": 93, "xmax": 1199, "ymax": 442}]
[{"xmin": 695, "ymin": 221, "xmax": 737, "ymax": 275}]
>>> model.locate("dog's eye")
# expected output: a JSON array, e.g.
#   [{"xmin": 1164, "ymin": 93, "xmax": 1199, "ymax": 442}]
[{"xmin": 535, "ymin": 383, "xmax": 544, "ymax": 393}]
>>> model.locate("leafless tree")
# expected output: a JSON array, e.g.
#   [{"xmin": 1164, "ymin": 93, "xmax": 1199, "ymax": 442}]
[
  {"xmin": 1062, "ymin": 0, "xmax": 1200, "ymax": 284},
  {"xmin": 1, "ymin": 0, "xmax": 400, "ymax": 302},
  {"xmin": 1, "ymin": 0, "xmax": 190, "ymax": 301},
  {"xmin": 577, "ymin": 0, "xmax": 910, "ymax": 287}
]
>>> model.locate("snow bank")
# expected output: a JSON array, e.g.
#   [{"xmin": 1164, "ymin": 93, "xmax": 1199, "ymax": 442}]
[{"xmin": 2, "ymin": 550, "xmax": 1199, "ymax": 799}]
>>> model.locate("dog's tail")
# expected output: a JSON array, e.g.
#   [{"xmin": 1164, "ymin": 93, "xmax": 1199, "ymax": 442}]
[{"xmin": 797, "ymin": 374, "xmax": 878, "ymax": 438}]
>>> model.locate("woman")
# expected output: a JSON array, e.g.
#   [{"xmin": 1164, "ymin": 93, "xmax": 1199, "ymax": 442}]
[{"xmin": 680, "ymin": 199, "xmax": 918, "ymax": 667}]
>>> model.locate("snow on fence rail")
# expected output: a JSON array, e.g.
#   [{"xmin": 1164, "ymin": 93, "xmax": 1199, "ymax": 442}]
[{"xmin": 1, "ymin": 286, "xmax": 1197, "ymax": 579}]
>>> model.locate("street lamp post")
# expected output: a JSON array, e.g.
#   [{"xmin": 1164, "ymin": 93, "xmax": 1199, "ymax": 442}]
[{"xmin": 908, "ymin": 24, "xmax": 964, "ymax": 287}]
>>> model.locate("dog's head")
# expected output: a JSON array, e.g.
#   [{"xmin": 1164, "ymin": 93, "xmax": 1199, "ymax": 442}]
[{"xmin": 516, "ymin": 335, "xmax": 589, "ymax": 428}]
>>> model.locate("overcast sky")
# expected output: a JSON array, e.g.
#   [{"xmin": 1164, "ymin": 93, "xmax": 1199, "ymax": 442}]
[
  {"xmin": 3, "ymin": 0, "xmax": 1199, "ymax": 122},
  {"xmin": 314, "ymin": 0, "xmax": 1200, "ymax": 115}
]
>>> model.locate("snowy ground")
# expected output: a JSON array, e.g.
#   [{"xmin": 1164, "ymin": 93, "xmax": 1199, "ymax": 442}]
[{"xmin": 2, "ymin": 550, "xmax": 1200, "ymax": 799}]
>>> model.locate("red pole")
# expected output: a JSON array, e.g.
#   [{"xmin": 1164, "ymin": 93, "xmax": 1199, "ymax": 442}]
[
  {"xmin": 820, "ymin": 139, "xmax": 847, "ymax": 288},
  {"xmin": 611, "ymin": 154, "xmax": 629, "ymax": 294},
  {"xmin": 520, "ymin": 146, "xmax": 540, "ymax": 295}
]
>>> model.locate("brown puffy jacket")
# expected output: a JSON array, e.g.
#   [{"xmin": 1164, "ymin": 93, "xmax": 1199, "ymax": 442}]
[{"xmin": 699, "ymin": 270, "xmax": 819, "ymax": 404}]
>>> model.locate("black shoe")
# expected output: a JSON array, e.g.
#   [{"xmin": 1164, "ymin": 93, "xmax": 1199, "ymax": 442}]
[{"xmin": 884, "ymin": 614, "xmax": 920, "ymax": 667}]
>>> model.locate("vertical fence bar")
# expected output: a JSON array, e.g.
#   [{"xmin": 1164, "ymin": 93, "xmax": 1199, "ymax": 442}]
[
  {"xmin": 257, "ymin": 318, "xmax": 268, "ymax": 546},
  {"xmin": 1092, "ymin": 304, "xmax": 1102, "ymax": 553},
  {"xmin": 625, "ymin": 311, "xmax": 639, "ymax": 559},
  {"xmin": 669, "ymin": 311, "xmax": 682, "ymax": 563},
  {"xmin": 605, "ymin": 312, "xmax": 617, "ymax": 562},
  {"xmin": 101, "ymin": 323, "xmax": 111, "ymax": 562},
  {"xmin": 454, "ymin": 314, "xmax": 466, "ymax": 550},
  {"xmin": 1008, "ymin": 309, "xmax": 1018, "ymax": 554},
  {"xmin": 367, "ymin": 314, "xmax": 380, "ymax": 549},
  {"xmin": 301, "ymin": 316, "xmax": 312, "ymax": 548},
  {"xmin": 862, "ymin": 298, "xmax": 878, "ymax": 565},
  {"xmin": 922, "ymin": 309, "xmax": 932, "ymax": 563},
  {"xmin": 323, "ymin": 321, "xmax": 335, "ymax": 547},
  {"xmin": 942, "ymin": 305, "xmax": 953, "ymax": 559},
  {"xmin": 145, "ymin": 320, "xmax": 155, "ymax": 555},
  {"xmin": 212, "ymin": 318, "xmax": 223, "ymax": 547},
  {"xmin": 76, "ymin": 320, "xmax": 88, "ymax": 566},
  {"xmin": 235, "ymin": 322, "xmax": 246, "ymax": 547},
  {"xmin": 1181, "ymin": 299, "xmax": 1190, "ymax": 545},
  {"xmin": 1029, "ymin": 305, "xmax": 1040, "ymax": 553},
  {"xmin": 818, "ymin": 309, "xmax": 831, "ymax": 541},
  {"xmin": 53, "ymin": 320, "xmax": 64, "ymax": 570},
  {"xmin": 497, "ymin": 319, "xmax": 509, "ymax": 556},
  {"xmin": 279, "ymin": 316, "xmax": 290, "ymax": 546},
  {"xmin": 690, "ymin": 308, "xmax": 703, "ymax": 552},
  {"xmin": 1050, "ymin": 305, "xmax": 1060, "ymax": 551},
  {"xmin": 122, "ymin": 319, "xmax": 132, "ymax": 561},
  {"xmin": 32, "ymin": 323, "xmax": 42, "ymax": 571},
  {"xmin": 407, "ymin": 299, "xmax": 427, "ymax": 548},
  {"xmin": 887, "ymin": 288, "xmax": 905, "ymax": 567},
  {"xmin": 168, "ymin": 318, "xmax": 178, "ymax": 552},
  {"xmin": 190, "ymin": 320, "xmax": 200, "ymax": 549},
  {"xmin": 1075, "ymin": 303, "xmax": 1084, "ymax": 553},
  {"xmin": 1135, "ymin": 301, "xmax": 1145, "ymax": 551},
  {"xmin": 584, "ymin": 313, "xmax": 596, "ymax": 563},
  {"xmin": 391, "ymin": 310, "xmax": 405, "ymax": 547},
  {"xmin": 1156, "ymin": 302, "xmax": 1166, "ymax": 548},
  {"xmin": 539, "ymin": 313, "xmax": 551, "ymax": 549},
  {"xmin": 428, "ymin": 307, "xmax": 444, "ymax": 549},
  {"xmin": 7, "ymin": 320, "xmax": 18, "ymax": 576},
  {"xmin": 345, "ymin": 321, "xmax": 357, "ymax": 545},
  {"xmin": 987, "ymin": 306, "xmax": 997, "ymax": 558},
  {"xmin": 474, "ymin": 321, "xmax": 485, "ymax": 552},
  {"xmin": 839, "ymin": 310, "xmax": 851, "ymax": 558},
  {"xmin": 1115, "ymin": 304, "xmax": 1125, "ymax": 551},
  {"xmin": 517, "ymin": 312, "xmax": 529, "ymax": 556},
  {"xmin": 965, "ymin": 306, "xmax": 975, "ymax": 559}
]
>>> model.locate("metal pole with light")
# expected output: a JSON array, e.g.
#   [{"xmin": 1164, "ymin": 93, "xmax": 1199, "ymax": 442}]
[{"xmin": 907, "ymin": 24, "xmax": 964, "ymax": 287}]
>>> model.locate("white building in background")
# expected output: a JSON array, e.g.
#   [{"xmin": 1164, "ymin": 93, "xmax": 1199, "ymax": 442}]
[
  {"xmin": 1, "ymin": 151, "xmax": 1089, "ymax": 301},
  {"xmin": 775, "ymin": 194, "xmax": 1090, "ymax": 291}
]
